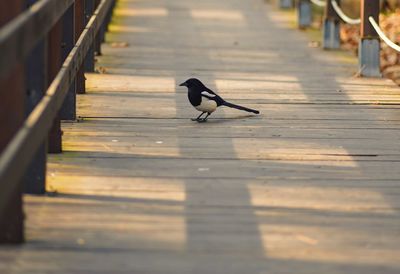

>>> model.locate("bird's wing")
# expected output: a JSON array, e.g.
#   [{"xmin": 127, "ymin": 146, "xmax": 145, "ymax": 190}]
[{"xmin": 201, "ymin": 91, "xmax": 216, "ymax": 99}]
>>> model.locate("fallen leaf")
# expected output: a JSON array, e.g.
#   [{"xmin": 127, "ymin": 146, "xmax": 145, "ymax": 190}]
[
  {"xmin": 296, "ymin": 234, "xmax": 318, "ymax": 245},
  {"xmin": 111, "ymin": 42, "xmax": 129, "ymax": 48},
  {"xmin": 96, "ymin": 66, "xmax": 108, "ymax": 74},
  {"xmin": 308, "ymin": 41, "xmax": 320, "ymax": 48}
]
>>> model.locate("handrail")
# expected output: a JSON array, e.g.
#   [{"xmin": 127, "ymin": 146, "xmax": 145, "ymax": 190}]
[
  {"xmin": 0, "ymin": 0, "xmax": 74, "ymax": 81},
  {"xmin": 0, "ymin": 0, "xmax": 114, "ymax": 214},
  {"xmin": 310, "ymin": 0, "xmax": 326, "ymax": 7},
  {"xmin": 331, "ymin": 0, "xmax": 361, "ymax": 25},
  {"xmin": 369, "ymin": 16, "xmax": 400, "ymax": 52}
]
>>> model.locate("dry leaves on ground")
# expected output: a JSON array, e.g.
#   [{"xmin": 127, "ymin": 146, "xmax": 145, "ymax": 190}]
[{"xmin": 339, "ymin": 10, "xmax": 400, "ymax": 84}]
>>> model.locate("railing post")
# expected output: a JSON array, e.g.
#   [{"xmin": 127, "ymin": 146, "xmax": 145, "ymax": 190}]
[
  {"xmin": 60, "ymin": 5, "xmax": 76, "ymax": 120},
  {"xmin": 47, "ymin": 20, "xmax": 63, "ymax": 153},
  {"xmin": 85, "ymin": 0, "xmax": 95, "ymax": 72},
  {"xmin": 24, "ymin": 0, "xmax": 47, "ymax": 195},
  {"xmin": 298, "ymin": 0, "xmax": 312, "ymax": 29},
  {"xmin": 95, "ymin": 0, "xmax": 102, "ymax": 56},
  {"xmin": 75, "ymin": 0, "xmax": 86, "ymax": 94},
  {"xmin": 0, "ymin": 0, "xmax": 25, "ymax": 244},
  {"xmin": 323, "ymin": 0, "xmax": 341, "ymax": 49},
  {"xmin": 24, "ymin": 41, "xmax": 47, "ymax": 194},
  {"xmin": 359, "ymin": 0, "xmax": 381, "ymax": 77},
  {"xmin": 105, "ymin": 0, "xmax": 115, "ymax": 32},
  {"xmin": 280, "ymin": 0, "xmax": 294, "ymax": 9}
]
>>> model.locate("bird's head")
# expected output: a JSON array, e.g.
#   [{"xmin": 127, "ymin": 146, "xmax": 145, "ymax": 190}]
[{"xmin": 179, "ymin": 78, "xmax": 205, "ymax": 89}]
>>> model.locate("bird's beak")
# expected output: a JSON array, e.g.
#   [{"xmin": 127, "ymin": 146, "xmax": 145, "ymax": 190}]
[{"xmin": 179, "ymin": 82, "xmax": 186, "ymax": 87}]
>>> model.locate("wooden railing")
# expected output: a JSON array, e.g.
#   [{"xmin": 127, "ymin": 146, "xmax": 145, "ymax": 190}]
[
  {"xmin": 279, "ymin": 0, "xmax": 384, "ymax": 77},
  {"xmin": 0, "ymin": 0, "xmax": 115, "ymax": 243}
]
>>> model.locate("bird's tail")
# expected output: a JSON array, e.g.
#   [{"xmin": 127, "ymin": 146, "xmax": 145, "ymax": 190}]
[{"xmin": 222, "ymin": 101, "xmax": 259, "ymax": 114}]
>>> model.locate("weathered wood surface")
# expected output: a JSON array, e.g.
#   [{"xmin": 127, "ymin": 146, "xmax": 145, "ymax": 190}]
[{"xmin": 2, "ymin": 0, "xmax": 400, "ymax": 273}]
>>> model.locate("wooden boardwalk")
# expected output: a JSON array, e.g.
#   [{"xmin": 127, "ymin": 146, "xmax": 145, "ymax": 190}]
[{"xmin": 2, "ymin": 0, "xmax": 400, "ymax": 273}]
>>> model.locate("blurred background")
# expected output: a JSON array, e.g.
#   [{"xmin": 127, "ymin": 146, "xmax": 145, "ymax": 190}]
[{"xmin": 269, "ymin": 0, "xmax": 400, "ymax": 84}]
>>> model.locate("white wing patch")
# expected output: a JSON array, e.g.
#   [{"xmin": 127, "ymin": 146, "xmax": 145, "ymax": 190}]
[{"xmin": 201, "ymin": 91, "xmax": 216, "ymax": 98}]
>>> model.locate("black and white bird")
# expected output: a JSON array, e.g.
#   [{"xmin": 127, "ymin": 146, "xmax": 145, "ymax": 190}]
[{"xmin": 179, "ymin": 78, "xmax": 260, "ymax": 122}]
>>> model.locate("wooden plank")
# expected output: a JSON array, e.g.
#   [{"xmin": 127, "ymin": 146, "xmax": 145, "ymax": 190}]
[
  {"xmin": 54, "ymin": 148, "xmax": 400, "ymax": 162},
  {"xmin": 47, "ymin": 157, "xmax": 400, "ymax": 180},
  {"xmin": 61, "ymin": 135, "xmax": 400, "ymax": 152},
  {"xmin": 60, "ymin": 126, "xmax": 400, "ymax": 139}
]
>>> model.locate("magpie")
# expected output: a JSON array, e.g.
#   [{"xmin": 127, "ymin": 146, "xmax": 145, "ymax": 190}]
[{"xmin": 179, "ymin": 78, "xmax": 260, "ymax": 122}]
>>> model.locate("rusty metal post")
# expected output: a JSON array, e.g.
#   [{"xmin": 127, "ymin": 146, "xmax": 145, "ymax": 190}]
[
  {"xmin": 60, "ymin": 5, "xmax": 76, "ymax": 120},
  {"xmin": 24, "ymin": 0, "xmax": 47, "ymax": 195},
  {"xmin": 24, "ymin": 40, "xmax": 47, "ymax": 194},
  {"xmin": 24, "ymin": 0, "xmax": 46, "ymax": 194},
  {"xmin": 102, "ymin": 0, "xmax": 111, "ymax": 42},
  {"xmin": 0, "ymin": 0, "xmax": 25, "ymax": 244},
  {"xmin": 298, "ymin": 0, "xmax": 312, "ymax": 29},
  {"xmin": 75, "ymin": 0, "xmax": 86, "ymax": 94},
  {"xmin": 359, "ymin": 0, "xmax": 381, "ymax": 77},
  {"xmin": 323, "ymin": 0, "xmax": 341, "ymax": 49},
  {"xmin": 94, "ymin": 0, "xmax": 102, "ymax": 56},
  {"xmin": 105, "ymin": 0, "xmax": 115, "ymax": 32},
  {"xmin": 47, "ymin": 20, "xmax": 63, "ymax": 153},
  {"xmin": 85, "ymin": 0, "xmax": 95, "ymax": 72},
  {"xmin": 280, "ymin": 0, "xmax": 293, "ymax": 9}
]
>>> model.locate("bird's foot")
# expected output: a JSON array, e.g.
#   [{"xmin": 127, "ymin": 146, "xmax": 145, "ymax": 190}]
[
  {"xmin": 197, "ymin": 118, "xmax": 208, "ymax": 123},
  {"xmin": 191, "ymin": 118, "xmax": 207, "ymax": 122}
]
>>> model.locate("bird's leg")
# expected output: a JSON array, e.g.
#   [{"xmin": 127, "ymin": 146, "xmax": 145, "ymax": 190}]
[
  {"xmin": 198, "ymin": 112, "xmax": 211, "ymax": 123},
  {"xmin": 191, "ymin": 112, "xmax": 206, "ymax": 121}
]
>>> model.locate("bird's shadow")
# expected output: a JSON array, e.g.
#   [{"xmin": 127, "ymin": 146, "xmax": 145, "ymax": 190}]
[{"xmin": 192, "ymin": 113, "xmax": 262, "ymax": 124}]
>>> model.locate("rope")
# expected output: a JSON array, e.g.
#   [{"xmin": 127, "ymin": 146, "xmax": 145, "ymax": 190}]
[
  {"xmin": 331, "ymin": 0, "xmax": 361, "ymax": 25},
  {"xmin": 310, "ymin": 0, "xmax": 326, "ymax": 7},
  {"xmin": 369, "ymin": 16, "xmax": 400, "ymax": 52}
]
